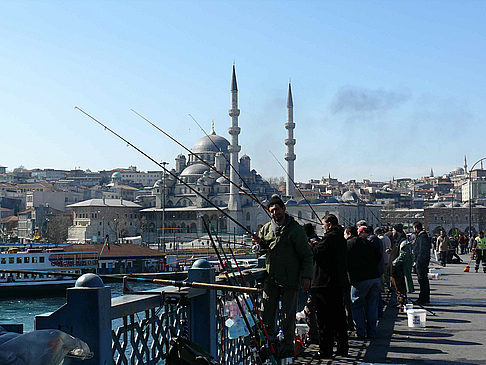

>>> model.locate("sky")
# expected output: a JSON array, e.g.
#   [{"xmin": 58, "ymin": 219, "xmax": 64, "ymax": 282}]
[{"xmin": 1, "ymin": 1, "xmax": 486, "ymax": 182}]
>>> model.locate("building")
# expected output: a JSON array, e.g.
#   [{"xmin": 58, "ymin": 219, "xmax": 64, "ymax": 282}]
[{"xmin": 67, "ymin": 198, "xmax": 142, "ymax": 244}]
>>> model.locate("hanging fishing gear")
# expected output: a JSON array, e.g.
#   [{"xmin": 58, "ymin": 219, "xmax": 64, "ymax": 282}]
[
  {"xmin": 74, "ymin": 106, "xmax": 253, "ymax": 242},
  {"xmin": 200, "ymin": 215, "xmax": 272, "ymax": 364},
  {"xmin": 207, "ymin": 221, "xmax": 278, "ymax": 364}
]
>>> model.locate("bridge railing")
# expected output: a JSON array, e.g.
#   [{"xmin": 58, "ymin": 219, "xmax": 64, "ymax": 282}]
[{"xmin": 35, "ymin": 262, "xmax": 266, "ymax": 365}]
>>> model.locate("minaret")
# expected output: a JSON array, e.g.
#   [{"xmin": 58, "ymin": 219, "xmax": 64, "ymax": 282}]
[
  {"xmin": 227, "ymin": 63, "xmax": 241, "ymax": 212},
  {"xmin": 285, "ymin": 81, "xmax": 296, "ymax": 197},
  {"xmin": 464, "ymin": 155, "xmax": 468, "ymax": 174},
  {"xmin": 430, "ymin": 168, "xmax": 434, "ymax": 177}
]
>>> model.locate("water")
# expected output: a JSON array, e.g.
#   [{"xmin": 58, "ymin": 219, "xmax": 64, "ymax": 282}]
[{"xmin": 0, "ymin": 281, "xmax": 160, "ymax": 332}]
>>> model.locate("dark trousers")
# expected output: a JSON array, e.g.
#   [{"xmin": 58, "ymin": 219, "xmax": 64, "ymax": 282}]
[
  {"xmin": 312, "ymin": 287, "xmax": 348, "ymax": 355},
  {"xmin": 475, "ymin": 249, "xmax": 486, "ymax": 272},
  {"xmin": 439, "ymin": 251, "xmax": 447, "ymax": 266},
  {"xmin": 416, "ymin": 259, "xmax": 430, "ymax": 303}
]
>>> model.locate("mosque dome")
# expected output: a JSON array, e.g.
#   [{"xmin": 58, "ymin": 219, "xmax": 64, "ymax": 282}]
[
  {"xmin": 216, "ymin": 176, "xmax": 229, "ymax": 184},
  {"xmin": 192, "ymin": 134, "xmax": 230, "ymax": 154},
  {"xmin": 297, "ymin": 199, "xmax": 307, "ymax": 205},
  {"xmin": 311, "ymin": 198, "xmax": 325, "ymax": 204},
  {"xmin": 180, "ymin": 163, "xmax": 210, "ymax": 176},
  {"xmin": 112, "ymin": 172, "xmax": 121, "ymax": 179},
  {"xmin": 342, "ymin": 191, "xmax": 359, "ymax": 203},
  {"xmin": 432, "ymin": 202, "xmax": 446, "ymax": 208},
  {"xmin": 452, "ymin": 167, "xmax": 465, "ymax": 175}
]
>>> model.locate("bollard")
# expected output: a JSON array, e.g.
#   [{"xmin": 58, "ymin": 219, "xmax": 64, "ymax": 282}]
[
  {"xmin": 35, "ymin": 274, "xmax": 112, "ymax": 365},
  {"xmin": 188, "ymin": 259, "xmax": 217, "ymax": 359}
]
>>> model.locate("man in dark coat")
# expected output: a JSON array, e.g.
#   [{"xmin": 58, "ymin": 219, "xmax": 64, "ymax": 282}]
[
  {"xmin": 412, "ymin": 221, "xmax": 431, "ymax": 305},
  {"xmin": 311, "ymin": 214, "xmax": 348, "ymax": 359}
]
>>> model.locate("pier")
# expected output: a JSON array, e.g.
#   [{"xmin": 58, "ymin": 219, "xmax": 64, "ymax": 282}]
[{"xmin": 2, "ymin": 255, "xmax": 484, "ymax": 364}]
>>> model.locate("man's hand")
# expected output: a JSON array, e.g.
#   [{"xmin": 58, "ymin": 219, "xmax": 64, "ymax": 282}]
[{"xmin": 301, "ymin": 278, "xmax": 311, "ymax": 292}]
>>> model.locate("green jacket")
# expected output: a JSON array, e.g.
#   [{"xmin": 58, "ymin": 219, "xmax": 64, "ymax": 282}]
[
  {"xmin": 258, "ymin": 215, "xmax": 314, "ymax": 290},
  {"xmin": 393, "ymin": 240, "xmax": 414, "ymax": 293}
]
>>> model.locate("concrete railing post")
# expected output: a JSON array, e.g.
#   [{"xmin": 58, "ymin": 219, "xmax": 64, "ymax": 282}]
[
  {"xmin": 35, "ymin": 274, "xmax": 112, "ymax": 365},
  {"xmin": 188, "ymin": 259, "xmax": 217, "ymax": 358}
]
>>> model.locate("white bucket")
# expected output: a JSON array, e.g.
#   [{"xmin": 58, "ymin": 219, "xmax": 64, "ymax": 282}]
[
  {"xmin": 428, "ymin": 272, "xmax": 439, "ymax": 279},
  {"xmin": 407, "ymin": 309, "xmax": 426, "ymax": 328}
]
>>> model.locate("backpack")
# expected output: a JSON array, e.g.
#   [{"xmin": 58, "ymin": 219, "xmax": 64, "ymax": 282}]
[{"xmin": 163, "ymin": 337, "xmax": 219, "ymax": 365}]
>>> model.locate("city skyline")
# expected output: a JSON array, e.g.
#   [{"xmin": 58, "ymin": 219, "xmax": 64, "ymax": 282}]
[{"xmin": 1, "ymin": 2, "xmax": 485, "ymax": 182}]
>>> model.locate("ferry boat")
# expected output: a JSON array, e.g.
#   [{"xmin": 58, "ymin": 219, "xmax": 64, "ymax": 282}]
[{"xmin": 0, "ymin": 247, "xmax": 98, "ymax": 296}]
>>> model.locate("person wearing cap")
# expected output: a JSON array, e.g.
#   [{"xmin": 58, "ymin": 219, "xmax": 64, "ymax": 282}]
[
  {"xmin": 252, "ymin": 195, "xmax": 313, "ymax": 359},
  {"xmin": 348, "ymin": 226, "xmax": 382, "ymax": 339}
]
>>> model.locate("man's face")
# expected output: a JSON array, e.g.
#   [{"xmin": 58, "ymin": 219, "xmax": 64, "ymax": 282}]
[
  {"xmin": 322, "ymin": 219, "xmax": 331, "ymax": 232},
  {"xmin": 269, "ymin": 204, "xmax": 286, "ymax": 224},
  {"xmin": 344, "ymin": 230, "xmax": 351, "ymax": 239},
  {"xmin": 440, "ymin": 231, "xmax": 445, "ymax": 237}
]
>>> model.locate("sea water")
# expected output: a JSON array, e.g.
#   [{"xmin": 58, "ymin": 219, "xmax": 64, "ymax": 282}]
[{"xmin": 0, "ymin": 281, "xmax": 160, "ymax": 331}]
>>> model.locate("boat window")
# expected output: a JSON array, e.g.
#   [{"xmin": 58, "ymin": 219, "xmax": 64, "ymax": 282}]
[
  {"xmin": 0, "ymin": 258, "xmax": 5, "ymax": 264},
  {"xmin": 9, "ymin": 257, "xmax": 14, "ymax": 264},
  {"xmin": 39, "ymin": 257, "xmax": 45, "ymax": 263},
  {"xmin": 16, "ymin": 273, "xmax": 21, "ymax": 278},
  {"xmin": 17, "ymin": 258, "xmax": 22, "ymax": 264},
  {"xmin": 24, "ymin": 257, "xmax": 30, "ymax": 263},
  {"xmin": 32, "ymin": 257, "xmax": 38, "ymax": 263}
]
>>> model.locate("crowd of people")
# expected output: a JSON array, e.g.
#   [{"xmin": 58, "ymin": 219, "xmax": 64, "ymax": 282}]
[{"xmin": 253, "ymin": 195, "xmax": 436, "ymax": 360}]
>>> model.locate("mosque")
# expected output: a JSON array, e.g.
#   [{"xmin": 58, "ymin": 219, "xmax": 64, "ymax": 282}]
[
  {"xmin": 140, "ymin": 65, "xmax": 381, "ymax": 243},
  {"xmin": 140, "ymin": 65, "xmax": 283, "ymax": 240}
]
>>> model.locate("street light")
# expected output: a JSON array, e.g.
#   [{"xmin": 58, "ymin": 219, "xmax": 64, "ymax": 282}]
[
  {"xmin": 161, "ymin": 161, "xmax": 168, "ymax": 251},
  {"xmin": 468, "ymin": 157, "xmax": 486, "ymax": 240}
]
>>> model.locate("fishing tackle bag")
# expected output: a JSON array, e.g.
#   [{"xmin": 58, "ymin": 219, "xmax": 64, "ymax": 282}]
[{"xmin": 163, "ymin": 336, "xmax": 219, "ymax": 365}]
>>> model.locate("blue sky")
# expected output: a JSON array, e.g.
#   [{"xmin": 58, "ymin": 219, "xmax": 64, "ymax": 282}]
[{"xmin": 1, "ymin": 1, "xmax": 485, "ymax": 182}]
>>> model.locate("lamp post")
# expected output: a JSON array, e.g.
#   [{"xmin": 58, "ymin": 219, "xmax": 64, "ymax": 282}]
[
  {"xmin": 468, "ymin": 157, "xmax": 486, "ymax": 240},
  {"xmin": 161, "ymin": 161, "xmax": 168, "ymax": 251}
]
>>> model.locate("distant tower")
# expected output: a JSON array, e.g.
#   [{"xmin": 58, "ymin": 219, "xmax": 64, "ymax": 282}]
[
  {"xmin": 430, "ymin": 168, "xmax": 434, "ymax": 177},
  {"xmin": 285, "ymin": 81, "xmax": 296, "ymax": 197},
  {"xmin": 464, "ymin": 155, "xmax": 468, "ymax": 174},
  {"xmin": 227, "ymin": 63, "xmax": 241, "ymax": 212}
]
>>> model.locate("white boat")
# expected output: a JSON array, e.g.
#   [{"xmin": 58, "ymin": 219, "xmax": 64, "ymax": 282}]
[{"xmin": 0, "ymin": 247, "xmax": 98, "ymax": 296}]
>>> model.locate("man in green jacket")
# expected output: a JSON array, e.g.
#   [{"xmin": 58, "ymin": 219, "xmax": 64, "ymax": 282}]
[{"xmin": 253, "ymin": 195, "xmax": 313, "ymax": 358}]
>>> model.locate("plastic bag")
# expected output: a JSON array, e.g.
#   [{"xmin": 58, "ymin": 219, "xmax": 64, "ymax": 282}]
[{"xmin": 0, "ymin": 326, "xmax": 92, "ymax": 365}]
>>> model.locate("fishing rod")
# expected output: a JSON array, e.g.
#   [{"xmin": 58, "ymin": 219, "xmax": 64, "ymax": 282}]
[
  {"xmin": 132, "ymin": 109, "xmax": 271, "ymax": 219},
  {"xmin": 208, "ymin": 221, "xmax": 277, "ymax": 362},
  {"xmin": 187, "ymin": 114, "xmax": 271, "ymax": 220},
  {"xmin": 0, "ymin": 269, "xmax": 260, "ymax": 294},
  {"xmin": 200, "ymin": 216, "xmax": 269, "ymax": 364},
  {"xmin": 269, "ymin": 151, "xmax": 322, "ymax": 225},
  {"xmin": 74, "ymin": 106, "xmax": 252, "ymax": 237}
]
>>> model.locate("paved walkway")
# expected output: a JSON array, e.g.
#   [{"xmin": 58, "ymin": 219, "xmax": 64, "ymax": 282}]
[{"xmin": 295, "ymin": 255, "xmax": 486, "ymax": 364}]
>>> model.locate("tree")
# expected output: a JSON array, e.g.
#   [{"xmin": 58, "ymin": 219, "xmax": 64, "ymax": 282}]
[
  {"xmin": 46, "ymin": 213, "xmax": 73, "ymax": 243},
  {"xmin": 267, "ymin": 176, "xmax": 286, "ymax": 190}
]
